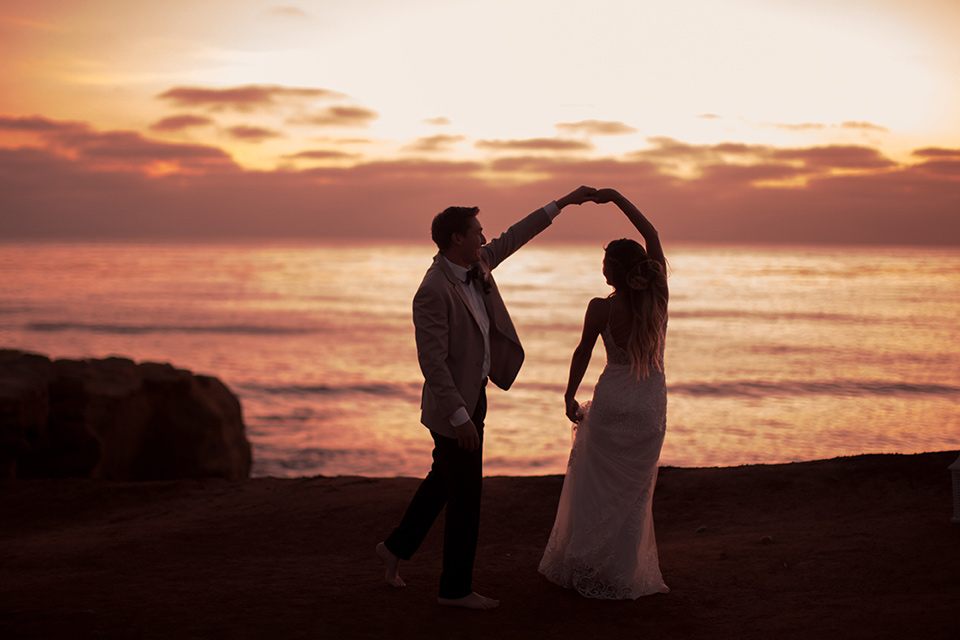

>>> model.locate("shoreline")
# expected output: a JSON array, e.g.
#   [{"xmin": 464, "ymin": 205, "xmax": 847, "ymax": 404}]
[{"xmin": 3, "ymin": 451, "xmax": 959, "ymax": 639}]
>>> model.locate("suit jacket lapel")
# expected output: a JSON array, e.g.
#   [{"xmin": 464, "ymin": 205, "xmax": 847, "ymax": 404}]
[{"xmin": 435, "ymin": 253, "xmax": 486, "ymax": 330}]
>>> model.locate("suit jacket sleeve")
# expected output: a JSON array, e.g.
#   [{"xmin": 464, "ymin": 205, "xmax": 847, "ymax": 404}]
[
  {"xmin": 481, "ymin": 207, "xmax": 553, "ymax": 270},
  {"xmin": 413, "ymin": 280, "xmax": 465, "ymax": 421}
]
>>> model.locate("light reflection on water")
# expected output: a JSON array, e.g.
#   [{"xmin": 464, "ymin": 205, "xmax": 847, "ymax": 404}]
[{"xmin": 1, "ymin": 241, "xmax": 958, "ymax": 477}]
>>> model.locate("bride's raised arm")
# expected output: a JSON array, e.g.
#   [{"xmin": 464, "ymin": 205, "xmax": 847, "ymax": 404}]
[{"xmin": 589, "ymin": 189, "xmax": 665, "ymax": 268}]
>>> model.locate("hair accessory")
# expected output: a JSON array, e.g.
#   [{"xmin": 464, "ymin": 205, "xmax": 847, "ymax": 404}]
[{"xmin": 626, "ymin": 264, "xmax": 649, "ymax": 291}]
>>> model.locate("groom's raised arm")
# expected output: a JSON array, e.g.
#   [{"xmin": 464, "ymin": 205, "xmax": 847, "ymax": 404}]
[{"xmin": 481, "ymin": 186, "xmax": 596, "ymax": 270}]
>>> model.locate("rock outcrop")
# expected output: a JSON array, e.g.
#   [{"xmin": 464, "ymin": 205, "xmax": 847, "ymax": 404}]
[{"xmin": 0, "ymin": 350, "xmax": 251, "ymax": 480}]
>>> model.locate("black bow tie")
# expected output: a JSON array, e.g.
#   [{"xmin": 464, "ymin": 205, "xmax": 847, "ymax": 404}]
[{"xmin": 465, "ymin": 265, "xmax": 491, "ymax": 294}]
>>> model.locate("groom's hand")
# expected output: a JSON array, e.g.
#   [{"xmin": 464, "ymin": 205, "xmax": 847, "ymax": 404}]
[
  {"xmin": 585, "ymin": 188, "xmax": 621, "ymax": 204},
  {"xmin": 454, "ymin": 419, "xmax": 481, "ymax": 451},
  {"xmin": 556, "ymin": 185, "xmax": 597, "ymax": 208}
]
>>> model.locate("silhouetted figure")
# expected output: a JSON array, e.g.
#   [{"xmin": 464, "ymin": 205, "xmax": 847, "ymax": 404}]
[
  {"xmin": 377, "ymin": 186, "xmax": 597, "ymax": 609},
  {"xmin": 539, "ymin": 188, "xmax": 671, "ymax": 599}
]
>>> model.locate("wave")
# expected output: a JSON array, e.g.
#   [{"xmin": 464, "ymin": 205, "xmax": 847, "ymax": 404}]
[
  {"xmin": 25, "ymin": 322, "xmax": 320, "ymax": 336},
  {"xmin": 237, "ymin": 381, "xmax": 421, "ymax": 399},
  {"xmin": 520, "ymin": 310, "xmax": 873, "ymax": 333},
  {"xmin": 516, "ymin": 379, "xmax": 960, "ymax": 399},
  {"xmin": 668, "ymin": 310, "xmax": 862, "ymax": 323},
  {"xmin": 669, "ymin": 380, "xmax": 960, "ymax": 398}
]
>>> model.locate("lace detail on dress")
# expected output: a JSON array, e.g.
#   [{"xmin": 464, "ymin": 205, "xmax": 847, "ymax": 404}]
[
  {"xmin": 539, "ymin": 313, "xmax": 669, "ymax": 600},
  {"xmin": 601, "ymin": 325, "xmax": 632, "ymax": 366}
]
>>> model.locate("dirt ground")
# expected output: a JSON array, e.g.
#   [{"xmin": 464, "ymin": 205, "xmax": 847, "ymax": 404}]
[{"xmin": 2, "ymin": 450, "xmax": 959, "ymax": 640}]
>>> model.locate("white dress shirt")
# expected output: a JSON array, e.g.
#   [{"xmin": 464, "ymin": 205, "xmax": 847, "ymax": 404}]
[{"xmin": 444, "ymin": 201, "xmax": 561, "ymax": 428}]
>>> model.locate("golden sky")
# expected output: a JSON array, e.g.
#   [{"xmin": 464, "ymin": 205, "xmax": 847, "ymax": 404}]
[{"xmin": 1, "ymin": 0, "xmax": 959, "ymax": 243}]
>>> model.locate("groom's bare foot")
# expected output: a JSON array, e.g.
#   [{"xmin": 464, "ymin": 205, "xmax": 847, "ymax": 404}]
[
  {"xmin": 376, "ymin": 542, "xmax": 405, "ymax": 588},
  {"xmin": 437, "ymin": 592, "xmax": 500, "ymax": 610}
]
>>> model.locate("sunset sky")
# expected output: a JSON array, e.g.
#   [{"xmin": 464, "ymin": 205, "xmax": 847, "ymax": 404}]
[{"xmin": 2, "ymin": 0, "xmax": 959, "ymax": 244}]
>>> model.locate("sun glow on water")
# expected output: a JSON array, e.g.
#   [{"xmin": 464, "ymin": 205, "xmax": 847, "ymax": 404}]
[{"xmin": 2, "ymin": 241, "xmax": 957, "ymax": 477}]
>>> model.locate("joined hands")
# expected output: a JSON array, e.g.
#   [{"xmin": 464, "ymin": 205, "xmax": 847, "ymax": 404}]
[{"xmin": 557, "ymin": 186, "xmax": 627, "ymax": 209}]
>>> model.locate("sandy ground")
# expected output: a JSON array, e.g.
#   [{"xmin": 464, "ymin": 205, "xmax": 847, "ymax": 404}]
[{"xmin": 2, "ymin": 450, "xmax": 959, "ymax": 640}]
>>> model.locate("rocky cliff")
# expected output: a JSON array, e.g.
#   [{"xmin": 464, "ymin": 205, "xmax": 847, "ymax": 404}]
[{"xmin": 0, "ymin": 350, "xmax": 251, "ymax": 480}]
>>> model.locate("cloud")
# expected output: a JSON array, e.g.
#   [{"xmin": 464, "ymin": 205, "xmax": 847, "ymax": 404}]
[
  {"xmin": 225, "ymin": 125, "xmax": 283, "ymax": 143},
  {"xmin": 404, "ymin": 134, "xmax": 466, "ymax": 153},
  {"xmin": 284, "ymin": 149, "xmax": 359, "ymax": 160},
  {"xmin": 423, "ymin": 117, "xmax": 452, "ymax": 126},
  {"xmin": 913, "ymin": 147, "xmax": 960, "ymax": 158},
  {"xmin": 157, "ymin": 85, "xmax": 344, "ymax": 112},
  {"xmin": 912, "ymin": 159, "xmax": 960, "ymax": 176},
  {"xmin": 55, "ymin": 131, "xmax": 227, "ymax": 160},
  {"xmin": 3, "ymin": 118, "xmax": 239, "ymax": 175},
  {"xmin": 698, "ymin": 114, "xmax": 722, "ymax": 120},
  {"xmin": 631, "ymin": 138, "xmax": 896, "ymax": 177},
  {"xmin": 266, "ymin": 7, "xmax": 310, "ymax": 18},
  {"xmin": 629, "ymin": 137, "xmax": 771, "ymax": 168},
  {"xmin": 840, "ymin": 121, "xmax": 889, "ymax": 132},
  {"xmin": 770, "ymin": 145, "xmax": 895, "ymax": 169},
  {"xmin": 766, "ymin": 120, "xmax": 889, "ymax": 133},
  {"xmin": 555, "ymin": 120, "xmax": 638, "ymax": 136},
  {"xmin": 149, "ymin": 114, "xmax": 214, "ymax": 132},
  {"xmin": 0, "ymin": 115, "xmax": 86, "ymax": 133},
  {"xmin": 771, "ymin": 122, "xmax": 827, "ymax": 132},
  {"xmin": 288, "ymin": 106, "xmax": 379, "ymax": 127},
  {"xmin": 475, "ymin": 138, "xmax": 593, "ymax": 152},
  {"xmin": 2, "ymin": 117, "xmax": 957, "ymax": 245}
]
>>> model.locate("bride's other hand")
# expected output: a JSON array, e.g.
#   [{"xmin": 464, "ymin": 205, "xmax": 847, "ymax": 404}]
[
  {"xmin": 565, "ymin": 397, "xmax": 582, "ymax": 423},
  {"xmin": 586, "ymin": 188, "xmax": 621, "ymax": 204},
  {"xmin": 556, "ymin": 185, "xmax": 597, "ymax": 208}
]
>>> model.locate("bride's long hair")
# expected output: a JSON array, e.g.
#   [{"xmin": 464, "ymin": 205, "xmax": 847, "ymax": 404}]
[{"xmin": 603, "ymin": 239, "xmax": 668, "ymax": 379}]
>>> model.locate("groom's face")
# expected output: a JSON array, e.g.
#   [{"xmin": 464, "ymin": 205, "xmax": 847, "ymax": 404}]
[{"xmin": 458, "ymin": 216, "xmax": 486, "ymax": 265}]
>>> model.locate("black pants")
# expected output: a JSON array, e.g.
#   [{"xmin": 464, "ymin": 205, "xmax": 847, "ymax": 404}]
[{"xmin": 384, "ymin": 386, "xmax": 486, "ymax": 599}]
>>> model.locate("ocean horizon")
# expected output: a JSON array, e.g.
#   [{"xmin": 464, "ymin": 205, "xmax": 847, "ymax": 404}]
[{"xmin": 2, "ymin": 240, "xmax": 958, "ymax": 477}]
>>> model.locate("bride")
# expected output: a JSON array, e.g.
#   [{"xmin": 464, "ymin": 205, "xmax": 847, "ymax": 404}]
[{"xmin": 539, "ymin": 188, "xmax": 670, "ymax": 599}]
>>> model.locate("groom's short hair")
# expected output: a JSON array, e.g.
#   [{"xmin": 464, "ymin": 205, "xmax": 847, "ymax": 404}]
[{"xmin": 431, "ymin": 206, "xmax": 479, "ymax": 251}]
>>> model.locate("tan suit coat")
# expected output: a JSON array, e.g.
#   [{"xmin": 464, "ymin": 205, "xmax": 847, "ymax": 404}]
[{"xmin": 414, "ymin": 207, "xmax": 553, "ymax": 438}]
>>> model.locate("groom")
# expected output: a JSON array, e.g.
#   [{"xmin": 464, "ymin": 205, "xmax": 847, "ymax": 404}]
[{"xmin": 377, "ymin": 186, "xmax": 596, "ymax": 610}]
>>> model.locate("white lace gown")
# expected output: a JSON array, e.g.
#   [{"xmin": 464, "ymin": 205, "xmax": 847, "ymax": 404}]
[{"xmin": 539, "ymin": 324, "xmax": 669, "ymax": 599}]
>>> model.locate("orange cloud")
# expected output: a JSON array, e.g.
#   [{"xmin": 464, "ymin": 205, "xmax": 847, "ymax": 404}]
[
  {"xmin": 2, "ymin": 117, "xmax": 238, "ymax": 175},
  {"xmin": 772, "ymin": 122, "xmax": 827, "ymax": 132},
  {"xmin": 423, "ymin": 117, "xmax": 452, "ymax": 126},
  {"xmin": 911, "ymin": 157, "xmax": 960, "ymax": 177},
  {"xmin": 158, "ymin": 85, "xmax": 344, "ymax": 112},
  {"xmin": 840, "ymin": 121, "xmax": 889, "ymax": 132},
  {"xmin": 225, "ymin": 125, "xmax": 283, "ymax": 143},
  {"xmin": 266, "ymin": 7, "xmax": 310, "ymax": 18},
  {"xmin": 555, "ymin": 120, "xmax": 638, "ymax": 136},
  {"xmin": 2, "ymin": 116, "xmax": 957, "ymax": 245},
  {"xmin": 767, "ymin": 120, "xmax": 889, "ymax": 133},
  {"xmin": 288, "ymin": 106, "xmax": 379, "ymax": 127},
  {"xmin": 913, "ymin": 147, "xmax": 960, "ymax": 158},
  {"xmin": 310, "ymin": 136, "xmax": 375, "ymax": 146},
  {"xmin": 630, "ymin": 138, "xmax": 897, "ymax": 181},
  {"xmin": 0, "ymin": 115, "xmax": 86, "ymax": 133},
  {"xmin": 404, "ymin": 134, "xmax": 466, "ymax": 153},
  {"xmin": 284, "ymin": 150, "xmax": 360, "ymax": 160},
  {"xmin": 58, "ymin": 131, "xmax": 229, "ymax": 162},
  {"xmin": 475, "ymin": 138, "xmax": 593, "ymax": 152},
  {"xmin": 149, "ymin": 114, "xmax": 214, "ymax": 132},
  {"xmin": 769, "ymin": 146, "xmax": 895, "ymax": 170}
]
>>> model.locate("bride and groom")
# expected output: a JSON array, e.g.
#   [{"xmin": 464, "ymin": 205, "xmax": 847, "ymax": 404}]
[{"xmin": 376, "ymin": 186, "xmax": 670, "ymax": 608}]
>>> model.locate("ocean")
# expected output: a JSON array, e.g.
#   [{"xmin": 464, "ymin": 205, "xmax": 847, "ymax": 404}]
[{"xmin": 1, "ymin": 241, "xmax": 958, "ymax": 478}]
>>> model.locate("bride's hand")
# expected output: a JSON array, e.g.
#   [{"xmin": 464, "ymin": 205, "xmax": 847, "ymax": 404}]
[
  {"xmin": 556, "ymin": 185, "xmax": 597, "ymax": 208},
  {"xmin": 586, "ymin": 188, "xmax": 621, "ymax": 204},
  {"xmin": 565, "ymin": 397, "xmax": 582, "ymax": 423}
]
